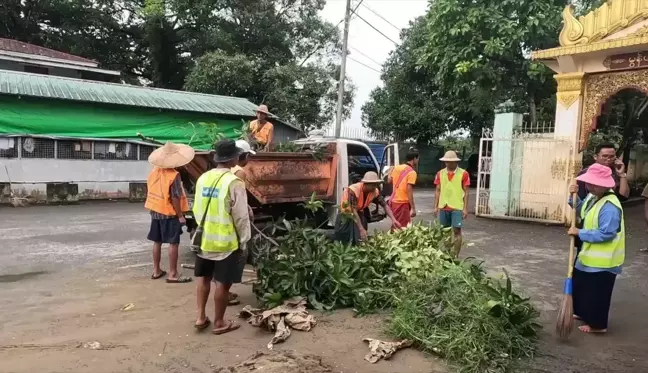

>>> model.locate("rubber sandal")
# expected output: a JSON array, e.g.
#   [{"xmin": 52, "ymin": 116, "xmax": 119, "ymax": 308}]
[
  {"xmin": 228, "ymin": 299, "xmax": 241, "ymax": 306},
  {"xmin": 151, "ymin": 270, "xmax": 167, "ymax": 280},
  {"xmin": 194, "ymin": 317, "xmax": 211, "ymax": 331},
  {"xmin": 166, "ymin": 276, "xmax": 192, "ymax": 284},
  {"xmin": 212, "ymin": 321, "xmax": 240, "ymax": 335}
]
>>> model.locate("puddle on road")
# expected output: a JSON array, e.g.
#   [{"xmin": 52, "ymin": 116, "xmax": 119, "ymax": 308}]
[{"xmin": 0, "ymin": 271, "xmax": 48, "ymax": 283}]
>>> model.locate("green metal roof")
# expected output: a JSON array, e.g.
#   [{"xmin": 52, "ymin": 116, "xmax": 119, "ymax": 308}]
[{"xmin": 0, "ymin": 70, "xmax": 300, "ymax": 130}]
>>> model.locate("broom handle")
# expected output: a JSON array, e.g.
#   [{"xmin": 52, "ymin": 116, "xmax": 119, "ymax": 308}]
[{"xmin": 566, "ymin": 190, "xmax": 577, "ymax": 279}]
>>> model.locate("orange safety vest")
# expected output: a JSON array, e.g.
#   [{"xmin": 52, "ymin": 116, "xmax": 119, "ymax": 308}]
[
  {"xmin": 340, "ymin": 183, "xmax": 379, "ymax": 213},
  {"xmin": 250, "ymin": 120, "xmax": 273, "ymax": 145},
  {"xmin": 144, "ymin": 168, "xmax": 189, "ymax": 216}
]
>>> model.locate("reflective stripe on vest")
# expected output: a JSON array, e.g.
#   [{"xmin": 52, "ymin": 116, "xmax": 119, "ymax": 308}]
[
  {"xmin": 579, "ymin": 193, "xmax": 625, "ymax": 269},
  {"xmin": 144, "ymin": 167, "xmax": 189, "ymax": 215},
  {"xmin": 438, "ymin": 168, "xmax": 465, "ymax": 210},
  {"xmin": 341, "ymin": 183, "xmax": 378, "ymax": 212},
  {"xmin": 192, "ymin": 170, "xmax": 239, "ymax": 253}
]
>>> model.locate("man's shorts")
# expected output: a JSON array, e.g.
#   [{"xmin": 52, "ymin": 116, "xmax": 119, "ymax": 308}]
[
  {"xmin": 438, "ymin": 209, "xmax": 463, "ymax": 229},
  {"xmin": 194, "ymin": 250, "xmax": 244, "ymax": 284},
  {"xmin": 147, "ymin": 218, "xmax": 182, "ymax": 244}
]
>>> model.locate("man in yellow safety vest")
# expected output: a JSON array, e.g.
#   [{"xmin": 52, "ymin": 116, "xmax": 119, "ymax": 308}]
[
  {"xmin": 433, "ymin": 150, "xmax": 470, "ymax": 256},
  {"xmin": 192, "ymin": 139, "xmax": 250, "ymax": 335}
]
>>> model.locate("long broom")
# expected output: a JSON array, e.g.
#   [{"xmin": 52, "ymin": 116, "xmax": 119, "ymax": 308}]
[{"xmin": 556, "ymin": 189, "xmax": 578, "ymax": 339}]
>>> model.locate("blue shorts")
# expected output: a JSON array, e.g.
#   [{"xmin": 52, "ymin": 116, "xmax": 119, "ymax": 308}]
[
  {"xmin": 147, "ymin": 217, "xmax": 182, "ymax": 244},
  {"xmin": 438, "ymin": 209, "xmax": 463, "ymax": 229}
]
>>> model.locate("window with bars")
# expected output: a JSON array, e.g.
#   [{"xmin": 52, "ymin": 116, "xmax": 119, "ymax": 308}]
[
  {"xmin": 139, "ymin": 145, "xmax": 156, "ymax": 161},
  {"xmin": 57, "ymin": 140, "xmax": 93, "ymax": 159},
  {"xmin": 0, "ymin": 137, "xmax": 18, "ymax": 158},
  {"xmin": 94, "ymin": 141, "xmax": 138, "ymax": 160},
  {"xmin": 21, "ymin": 137, "xmax": 56, "ymax": 158},
  {"xmin": 2, "ymin": 136, "xmax": 150, "ymax": 160}
]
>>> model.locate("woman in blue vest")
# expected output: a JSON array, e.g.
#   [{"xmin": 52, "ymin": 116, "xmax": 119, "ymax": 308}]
[{"xmin": 568, "ymin": 163, "xmax": 625, "ymax": 334}]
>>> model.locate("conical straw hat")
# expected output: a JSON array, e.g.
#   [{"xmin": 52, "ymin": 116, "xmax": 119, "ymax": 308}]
[{"xmin": 148, "ymin": 142, "xmax": 195, "ymax": 168}]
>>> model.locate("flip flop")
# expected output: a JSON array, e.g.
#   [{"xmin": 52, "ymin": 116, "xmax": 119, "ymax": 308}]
[
  {"xmin": 228, "ymin": 299, "xmax": 241, "ymax": 306},
  {"xmin": 151, "ymin": 270, "xmax": 167, "ymax": 280},
  {"xmin": 166, "ymin": 276, "xmax": 192, "ymax": 284},
  {"xmin": 194, "ymin": 317, "xmax": 211, "ymax": 331},
  {"xmin": 212, "ymin": 321, "xmax": 240, "ymax": 335}
]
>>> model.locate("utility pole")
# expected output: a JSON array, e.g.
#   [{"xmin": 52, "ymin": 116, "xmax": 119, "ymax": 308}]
[{"xmin": 334, "ymin": 0, "xmax": 352, "ymax": 138}]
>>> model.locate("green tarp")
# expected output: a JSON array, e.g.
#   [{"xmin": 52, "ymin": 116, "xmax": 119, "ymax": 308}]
[{"xmin": 0, "ymin": 96, "xmax": 245, "ymax": 150}]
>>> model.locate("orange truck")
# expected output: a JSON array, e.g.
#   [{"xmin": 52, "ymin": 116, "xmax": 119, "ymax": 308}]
[{"xmin": 178, "ymin": 136, "xmax": 400, "ymax": 230}]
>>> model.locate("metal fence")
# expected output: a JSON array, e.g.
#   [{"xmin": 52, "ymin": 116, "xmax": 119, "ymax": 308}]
[
  {"xmin": 0, "ymin": 136, "xmax": 157, "ymax": 161},
  {"xmin": 476, "ymin": 121, "xmax": 573, "ymax": 224}
]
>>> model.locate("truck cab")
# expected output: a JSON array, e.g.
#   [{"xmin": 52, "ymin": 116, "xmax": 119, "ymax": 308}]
[{"xmin": 292, "ymin": 136, "xmax": 393, "ymax": 226}]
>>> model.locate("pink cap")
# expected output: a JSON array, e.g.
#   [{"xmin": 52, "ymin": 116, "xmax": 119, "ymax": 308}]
[{"xmin": 576, "ymin": 163, "xmax": 615, "ymax": 189}]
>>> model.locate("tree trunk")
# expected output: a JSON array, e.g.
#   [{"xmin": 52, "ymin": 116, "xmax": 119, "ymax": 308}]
[{"xmin": 528, "ymin": 97, "xmax": 537, "ymax": 130}]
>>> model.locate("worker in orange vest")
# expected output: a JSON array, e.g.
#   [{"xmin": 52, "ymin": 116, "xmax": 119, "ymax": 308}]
[
  {"xmin": 145, "ymin": 142, "xmax": 195, "ymax": 284},
  {"xmin": 334, "ymin": 171, "xmax": 401, "ymax": 245},
  {"xmin": 248, "ymin": 105, "xmax": 274, "ymax": 152}
]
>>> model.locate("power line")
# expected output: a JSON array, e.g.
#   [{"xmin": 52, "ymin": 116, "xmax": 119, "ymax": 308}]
[
  {"xmin": 350, "ymin": 8, "xmax": 399, "ymax": 45},
  {"xmin": 348, "ymin": 56, "xmax": 382, "ymax": 73},
  {"xmin": 360, "ymin": 3, "xmax": 401, "ymax": 31},
  {"xmin": 349, "ymin": 45, "xmax": 383, "ymax": 68},
  {"xmin": 298, "ymin": 0, "xmax": 365, "ymax": 66}
]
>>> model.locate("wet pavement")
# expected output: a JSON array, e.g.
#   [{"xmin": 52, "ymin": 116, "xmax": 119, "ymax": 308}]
[{"xmin": 1, "ymin": 192, "xmax": 647, "ymax": 372}]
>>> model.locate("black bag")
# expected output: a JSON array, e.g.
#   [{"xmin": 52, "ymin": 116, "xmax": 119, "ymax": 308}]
[{"xmin": 190, "ymin": 172, "xmax": 229, "ymax": 252}]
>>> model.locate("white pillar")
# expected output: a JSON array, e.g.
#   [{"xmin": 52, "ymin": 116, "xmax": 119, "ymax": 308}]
[{"xmin": 554, "ymin": 72, "xmax": 585, "ymax": 224}]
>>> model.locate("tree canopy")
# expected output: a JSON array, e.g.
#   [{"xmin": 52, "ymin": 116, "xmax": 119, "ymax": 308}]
[
  {"xmin": 0, "ymin": 0, "xmax": 352, "ymax": 130},
  {"xmin": 362, "ymin": 0, "xmax": 604, "ymax": 143}
]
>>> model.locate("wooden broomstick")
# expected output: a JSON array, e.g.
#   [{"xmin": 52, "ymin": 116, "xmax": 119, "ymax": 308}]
[{"xmin": 556, "ymin": 188, "xmax": 578, "ymax": 339}]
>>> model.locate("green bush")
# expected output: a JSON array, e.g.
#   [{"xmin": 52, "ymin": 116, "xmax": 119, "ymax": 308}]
[
  {"xmin": 253, "ymin": 221, "xmax": 399, "ymax": 314},
  {"xmin": 253, "ymin": 222, "xmax": 540, "ymax": 372},
  {"xmin": 389, "ymin": 266, "xmax": 540, "ymax": 373}
]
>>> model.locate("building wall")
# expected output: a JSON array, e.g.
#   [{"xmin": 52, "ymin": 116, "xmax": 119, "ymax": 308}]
[
  {"xmin": 0, "ymin": 136, "xmax": 154, "ymax": 203},
  {"xmin": 1, "ymin": 158, "xmax": 151, "ymax": 202},
  {"xmin": 0, "ymin": 60, "xmax": 82, "ymax": 78},
  {"xmin": 273, "ymin": 122, "xmax": 302, "ymax": 144}
]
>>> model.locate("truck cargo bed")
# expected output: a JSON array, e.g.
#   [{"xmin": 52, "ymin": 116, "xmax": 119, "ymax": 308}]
[{"xmin": 181, "ymin": 144, "xmax": 338, "ymax": 206}]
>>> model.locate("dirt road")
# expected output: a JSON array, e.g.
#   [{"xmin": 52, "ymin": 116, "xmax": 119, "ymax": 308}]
[{"xmin": 1, "ymin": 192, "xmax": 647, "ymax": 373}]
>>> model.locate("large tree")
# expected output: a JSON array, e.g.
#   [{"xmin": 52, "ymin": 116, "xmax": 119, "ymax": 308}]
[
  {"xmin": 362, "ymin": 17, "xmax": 490, "ymax": 143},
  {"xmin": 363, "ymin": 0, "xmax": 605, "ymax": 143},
  {"xmin": 0, "ymin": 0, "xmax": 353, "ymax": 129},
  {"xmin": 417, "ymin": 0, "xmax": 567, "ymax": 126},
  {"xmin": 182, "ymin": 0, "xmax": 353, "ymax": 130}
]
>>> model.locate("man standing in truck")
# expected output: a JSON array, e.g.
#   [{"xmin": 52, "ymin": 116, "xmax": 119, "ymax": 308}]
[
  {"xmin": 388, "ymin": 149, "xmax": 420, "ymax": 230},
  {"xmin": 335, "ymin": 171, "xmax": 401, "ymax": 245},
  {"xmin": 249, "ymin": 105, "xmax": 274, "ymax": 152}
]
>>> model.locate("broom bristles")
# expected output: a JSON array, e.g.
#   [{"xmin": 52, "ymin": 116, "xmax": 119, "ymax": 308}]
[{"xmin": 555, "ymin": 294, "xmax": 574, "ymax": 339}]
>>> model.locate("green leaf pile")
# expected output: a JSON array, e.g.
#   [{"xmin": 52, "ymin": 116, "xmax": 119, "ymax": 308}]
[{"xmin": 254, "ymin": 223, "xmax": 540, "ymax": 372}]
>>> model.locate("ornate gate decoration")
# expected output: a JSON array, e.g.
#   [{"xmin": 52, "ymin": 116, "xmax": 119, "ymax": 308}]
[{"xmin": 476, "ymin": 126, "xmax": 574, "ymax": 224}]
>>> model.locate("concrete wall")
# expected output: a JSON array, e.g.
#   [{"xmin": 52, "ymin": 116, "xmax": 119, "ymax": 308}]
[{"xmin": 0, "ymin": 159, "xmax": 151, "ymax": 203}]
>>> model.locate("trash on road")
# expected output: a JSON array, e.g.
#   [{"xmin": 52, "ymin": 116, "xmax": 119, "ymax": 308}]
[
  {"xmin": 238, "ymin": 297, "xmax": 316, "ymax": 349},
  {"xmin": 363, "ymin": 338, "xmax": 413, "ymax": 363},
  {"xmin": 80, "ymin": 341, "xmax": 104, "ymax": 350}
]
